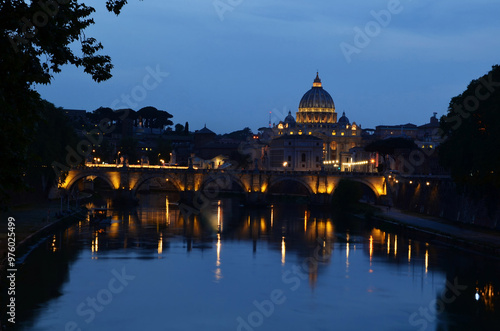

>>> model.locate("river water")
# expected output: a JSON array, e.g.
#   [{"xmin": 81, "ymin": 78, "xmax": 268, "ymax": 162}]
[{"xmin": 10, "ymin": 193, "xmax": 500, "ymax": 330}]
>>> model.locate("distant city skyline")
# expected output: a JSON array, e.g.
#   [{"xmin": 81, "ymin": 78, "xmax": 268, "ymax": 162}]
[{"xmin": 35, "ymin": 0, "xmax": 500, "ymax": 134}]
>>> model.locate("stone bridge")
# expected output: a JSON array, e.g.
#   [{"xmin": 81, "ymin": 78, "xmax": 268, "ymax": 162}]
[{"xmin": 60, "ymin": 165, "xmax": 387, "ymax": 205}]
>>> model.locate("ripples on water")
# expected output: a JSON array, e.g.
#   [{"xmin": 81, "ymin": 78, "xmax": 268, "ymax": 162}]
[{"xmin": 10, "ymin": 193, "xmax": 500, "ymax": 331}]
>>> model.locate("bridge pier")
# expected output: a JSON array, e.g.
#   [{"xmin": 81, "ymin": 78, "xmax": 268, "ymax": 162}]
[
  {"xmin": 246, "ymin": 192, "xmax": 268, "ymax": 206},
  {"xmin": 310, "ymin": 193, "xmax": 331, "ymax": 206}
]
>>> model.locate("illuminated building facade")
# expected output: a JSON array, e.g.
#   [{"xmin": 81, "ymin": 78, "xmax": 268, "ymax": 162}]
[{"xmin": 272, "ymin": 73, "xmax": 367, "ymax": 171}]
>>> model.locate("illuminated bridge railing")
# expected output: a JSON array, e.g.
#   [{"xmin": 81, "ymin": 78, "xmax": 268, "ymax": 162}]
[{"xmin": 79, "ymin": 164, "xmax": 381, "ymax": 177}]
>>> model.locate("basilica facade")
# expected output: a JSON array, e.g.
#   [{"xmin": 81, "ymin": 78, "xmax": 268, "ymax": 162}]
[{"xmin": 271, "ymin": 73, "xmax": 368, "ymax": 171}]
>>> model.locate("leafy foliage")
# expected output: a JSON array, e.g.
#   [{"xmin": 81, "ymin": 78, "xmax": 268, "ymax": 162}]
[
  {"xmin": 25, "ymin": 101, "xmax": 79, "ymax": 192},
  {"xmin": 0, "ymin": 1, "xmax": 138, "ymax": 207},
  {"xmin": 222, "ymin": 127, "xmax": 253, "ymax": 141},
  {"xmin": 439, "ymin": 65, "xmax": 500, "ymax": 189},
  {"xmin": 364, "ymin": 137, "xmax": 417, "ymax": 155}
]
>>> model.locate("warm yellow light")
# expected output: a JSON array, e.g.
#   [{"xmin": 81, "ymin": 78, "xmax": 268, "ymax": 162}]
[
  {"xmin": 408, "ymin": 243, "xmax": 411, "ymax": 262},
  {"xmin": 394, "ymin": 235, "xmax": 397, "ymax": 257},
  {"xmin": 216, "ymin": 233, "xmax": 221, "ymax": 267},
  {"xmin": 426, "ymin": 182, "xmax": 430, "ymax": 186},
  {"xmin": 425, "ymin": 249, "xmax": 429, "ymax": 274},
  {"xmin": 369, "ymin": 235, "xmax": 373, "ymax": 262},
  {"xmin": 283, "ymin": 161, "xmax": 288, "ymax": 167},
  {"xmin": 158, "ymin": 233, "xmax": 163, "ymax": 255},
  {"xmin": 217, "ymin": 200, "xmax": 222, "ymax": 233},
  {"xmin": 281, "ymin": 236, "xmax": 286, "ymax": 265}
]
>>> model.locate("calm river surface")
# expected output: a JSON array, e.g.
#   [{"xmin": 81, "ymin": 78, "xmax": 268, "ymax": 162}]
[{"xmin": 11, "ymin": 193, "xmax": 500, "ymax": 330}]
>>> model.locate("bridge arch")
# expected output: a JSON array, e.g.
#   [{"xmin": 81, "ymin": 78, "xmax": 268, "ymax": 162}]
[
  {"xmin": 352, "ymin": 177, "xmax": 385, "ymax": 198},
  {"xmin": 65, "ymin": 171, "xmax": 117, "ymax": 192},
  {"xmin": 131, "ymin": 173, "xmax": 183, "ymax": 195},
  {"xmin": 329, "ymin": 177, "xmax": 384, "ymax": 204},
  {"xmin": 199, "ymin": 172, "xmax": 247, "ymax": 194},
  {"xmin": 267, "ymin": 176, "xmax": 314, "ymax": 196}
]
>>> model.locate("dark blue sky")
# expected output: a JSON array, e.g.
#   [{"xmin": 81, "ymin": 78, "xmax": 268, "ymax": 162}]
[{"xmin": 35, "ymin": 0, "xmax": 500, "ymax": 134}]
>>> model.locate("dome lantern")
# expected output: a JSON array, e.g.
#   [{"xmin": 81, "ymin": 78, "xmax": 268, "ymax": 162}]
[{"xmin": 296, "ymin": 73, "xmax": 337, "ymax": 125}]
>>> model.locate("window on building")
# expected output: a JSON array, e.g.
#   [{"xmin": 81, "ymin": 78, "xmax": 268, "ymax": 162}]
[
  {"xmin": 316, "ymin": 156, "xmax": 319, "ymax": 162},
  {"xmin": 301, "ymin": 153, "xmax": 306, "ymax": 162},
  {"xmin": 288, "ymin": 156, "xmax": 291, "ymax": 162}
]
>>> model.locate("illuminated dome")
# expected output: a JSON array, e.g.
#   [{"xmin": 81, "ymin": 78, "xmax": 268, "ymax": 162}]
[
  {"xmin": 298, "ymin": 73, "xmax": 335, "ymax": 109},
  {"xmin": 296, "ymin": 73, "xmax": 337, "ymax": 125}
]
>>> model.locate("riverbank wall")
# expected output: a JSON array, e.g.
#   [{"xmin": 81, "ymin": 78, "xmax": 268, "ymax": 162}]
[{"xmin": 390, "ymin": 179, "xmax": 500, "ymax": 230}]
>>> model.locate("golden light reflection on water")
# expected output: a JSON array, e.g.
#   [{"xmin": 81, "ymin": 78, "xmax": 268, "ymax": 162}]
[
  {"xmin": 369, "ymin": 235, "xmax": 373, "ymax": 263},
  {"xmin": 166, "ymin": 197, "xmax": 170, "ymax": 226},
  {"xmin": 270, "ymin": 204, "xmax": 274, "ymax": 228},
  {"xmin": 477, "ymin": 283, "xmax": 497, "ymax": 311},
  {"xmin": 387, "ymin": 234, "xmax": 390, "ymax": 255},
  {"xmin": 408, "ymin": 243, "xmax": 411, "ymax": 263},
  {"xmin": 394, "ymin": 235, "xmax": 397, "ymax": 257},
  {"xmin": 425, "ymin": 248, "xmax": 429, "ymax": 274},
  {"xmin": 158, "ymin": 233, "xmax": 163, "ymax": 256},
  {"xmin": 216, "ymin": 233, "xmax": 221, "ymax": 267},
  {"xmin": 281, "ymin": 236, "xmax": 286, "ymax": 265},
  {"xmin": 346, "ymin": 243, "xmax": 350, "ymax": 272},
  {"xmin": 304, "ymin": 210, "xmax": 308, "ymax": 233},
  {"xmin": 91, "ymin": 231, "xmax": 99, "ymax": 259},
  {"xmin": 217, "ymin": 200, "xmax": 222, "ymax": 233}
]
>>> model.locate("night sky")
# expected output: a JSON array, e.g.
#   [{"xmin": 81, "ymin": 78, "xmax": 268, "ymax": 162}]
[{"xmin": 35, "ymin": 0, "xmax": 500, "ymax": 134}]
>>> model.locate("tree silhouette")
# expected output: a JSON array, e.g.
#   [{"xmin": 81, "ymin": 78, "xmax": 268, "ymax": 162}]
[
  {"xmin": 440, "ymin": 65, "xmax": 500, "ymax": 189},
  {"xmin": 0, "ymin": 1, "xmax": 138, "ymax": 208}
]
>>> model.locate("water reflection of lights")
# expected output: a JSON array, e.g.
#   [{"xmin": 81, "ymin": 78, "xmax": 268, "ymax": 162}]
[
  {"xmin": 387, "ymin": 234, "xmax": 390, "ymax": 255},
  {"xmin": 91, "ymin": 232, "xmax": 99, "ymax": 259},
  {"xmin": 214, "ymin": 233, "xmax": 223, "ymax": 282},
  {"xmin": 304, "ymin": 210, "xmax": 308, "ymax": 233},
  {"xmin": 281, "ymin": 236, "xmax": 286, "ymax": 265},
  {"xmin": 369, "ymin": 235, "xmax": 373, "ymax": 262},
  {"xmin": 476, "ymin": 283, "xmax": 497, "ymax": 311},
  {"xmin": 408, "ymin": 243, "xmax": 411, "ymax": 263},
  {"xmin": 51, "ymin": 235, "xmax": 57, "ymax": 252},
  {"xmin": 425, "ymin": 248, "xmax": 429, "ymax": 274},
  {"xmin": 158, "ymin": 233, "xmax": 163, "ymax": 256},
  {"xmin": 217, "ymin": 200, "xmax": 222, "ymax": 233},
  {"xmin": 394, "ymin": 235, "xmax": 397, "ymax": 257},
  {"xmin": 166, "ymin": 197, "xmax": 170, "ymax": 226},
  {"xmin": 216, "ymin": 233, "xmax": 221, "ymax": 267},
  {"xmin": 346, "ymin": 242, "xmax": 350, "ymax": 273},
  {"xmin": 270, "ymin": 205, "xmax": 274, "ymax": 228}
]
